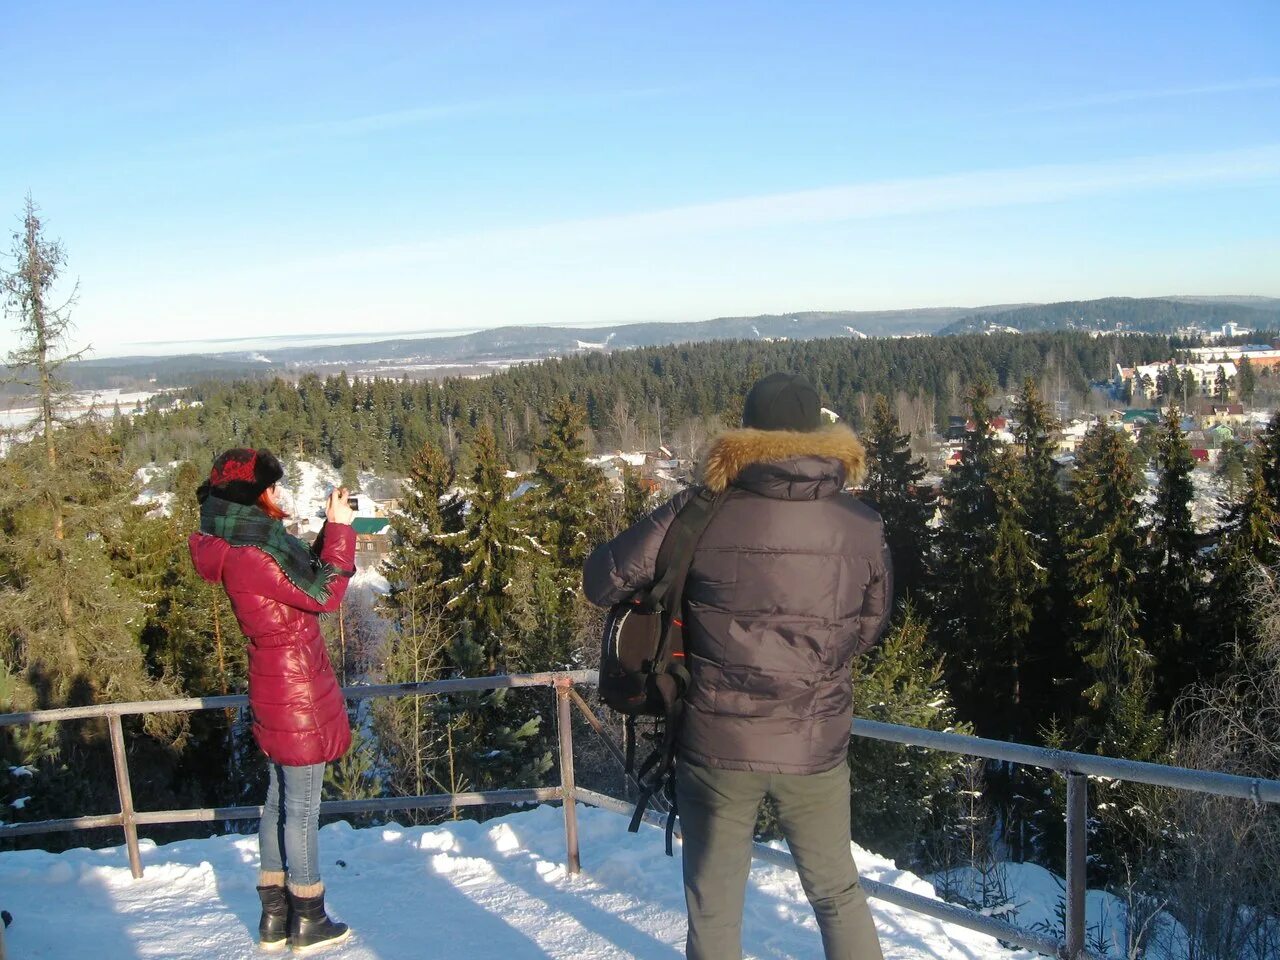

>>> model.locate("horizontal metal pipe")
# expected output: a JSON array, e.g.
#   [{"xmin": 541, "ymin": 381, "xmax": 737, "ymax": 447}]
[
  {"xmin": 0, "ymin": 670, "xmax": 597, "ymax": 726},
  {"xmin": 576, "ymin": 788, "xmax": 1102, "ymax": 960},
  {"xmin": 130, "ymin": 789, "xmax": 562, "ymax": 827},
  {"xmin": 0, "ymin": 813, "xmax": 124, "ymax": 838},
  {"xmin": 5, "ymin": 789, "xmax": 564, "ymax": 840},
  {"xmin": 852, "ymin": 718, "xmax": 1280, "ymax": 804},
  {"xmin": 319, "ymin": 788, "xmax": 560, "ymax": 817},
  {"xmin": 0, "ymin": 694, "xmax": 248, "ymax": 726},
  {"xmin": 133, "ymin": 806, "xmax": 262, "ymax": 826},
  {"xmin": 340, "ymin": 670, "xmax": 597, "ymax": 704}
]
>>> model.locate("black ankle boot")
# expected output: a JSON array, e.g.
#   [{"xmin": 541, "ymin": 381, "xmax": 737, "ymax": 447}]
[
  {"xmin": 255, "ymin": 885, "xmax": 289, "ymax": 952},
  {"xmin": 287, "ymin": 887, "xmax": 350, "ymax": 954}
]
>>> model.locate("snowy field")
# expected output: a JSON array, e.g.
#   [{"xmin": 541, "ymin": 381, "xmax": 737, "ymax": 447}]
[
  {"xmin": 1, "ymin": 388, "xmax": 164, "ymax": 429},
  {"xmin": 0, "ymin": 804, "xmax": 1043, "ymax": 960}
]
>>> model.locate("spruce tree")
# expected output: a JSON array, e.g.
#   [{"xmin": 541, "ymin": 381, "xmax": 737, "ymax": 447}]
[
  {"xmin": 371, "ymin": 444, "xmax": 464, "ymax": 817},
  {"xmin": 1142, "ymin": 405, "xmax": 1205, "ymax": 710},
  {"xmin": 850, "ymin": 604, "xmax": 970, "ymax": 869},
  {"xmin": 442, "ymin": 425, "xmax": 529, "ymax": 671},
  {"xmin": 1010, "ymin": 378, "xmax": 1071, "ymax": 733},
  {"xmin": 0, "ymin": 432, "xmax": 194, "ymax": 840},
  {"xmin": 530, "ymin": 397, "xmax": 609, "ymax": 570},
  {"xmin": 380, "ymin": 441, "xmax": 459, "ymax": 630},
  {"xmin": 1011, "ymin": 379, "xmax": 1063, "ymax": 552},
  {"xmin": 1215, "ymin": 437, "xmax": 1248, "ymax": 501},
  {"xmin": 1066, "ymin": 422, "xmax": 1167, "ymax": 879},
  {"xmin": 1208, "ymin": 417, "xmax": 1280, "ymax": 654},
  {"xmin": 1066, "ymin": 422, "xmax": 1160, "ymax": 751},
  {"xmin": 985, "ymin": 449, "xmax": 1045, "ymax": 742},
  {"xmin": 934, "ymin": 383, "xmax": 1003, "ymax": 733},
  {"xmin": 522, "ymin": 398, "xmax": 610, "ymax": 669},
  {"xmin": 1257, "ymin": 411, "xmax": 1280, "ymax": 508},
  {"xmin": 1237, "ymin": 355, "xmax": 1256, "ymax": 404},
  {"xmin": 0, "ymin": 199, "xmax": 174, "ymax": 712},
  {"xmin": 861, "ymin": 395, "xmax": 932, "ymax": 599},
  {"xmin": 435, "ymin": 425, "xmax": 550, "ymax": 794}
]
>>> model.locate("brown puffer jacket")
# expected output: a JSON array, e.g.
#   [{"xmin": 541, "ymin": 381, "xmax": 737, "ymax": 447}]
[{"xmin": 584, "ymin": 425, "xmax": 893, "ymax": 775}]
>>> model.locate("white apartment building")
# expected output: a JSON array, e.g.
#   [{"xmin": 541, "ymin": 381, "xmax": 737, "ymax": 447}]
[{"xmin": 1118, "ymin": 362, "xmax": 1237, "ymax": 401}]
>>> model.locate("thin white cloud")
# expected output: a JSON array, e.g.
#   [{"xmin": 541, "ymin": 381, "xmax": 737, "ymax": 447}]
[
  {"xmin": 302, "ymin": 143, "xmax": 1280, "ymax": 270},
  {"xmin": 206, "ymin": 87, "xmax": 679, "ymax": 149},
  {"xmin": 281, "ymin": 101, "xmax": 500, "ymax": 138},
  {"xmin": 1010, "ymin": 76, "xmax": 1280, "ymax": 113}
]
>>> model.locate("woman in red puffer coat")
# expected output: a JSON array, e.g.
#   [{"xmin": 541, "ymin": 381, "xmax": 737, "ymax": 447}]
[{"xmin": 189, "ymin": 448, "xmax": 356, "ymax": 954}]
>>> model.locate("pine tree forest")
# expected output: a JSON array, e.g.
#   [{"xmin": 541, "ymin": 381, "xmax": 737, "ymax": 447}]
[{"xmin": 5, "ymin": 207, "xmax": 1280, "ymax": 956}]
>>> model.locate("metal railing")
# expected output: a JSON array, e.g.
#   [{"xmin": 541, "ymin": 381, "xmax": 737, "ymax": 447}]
[
  {"xmin": 0, "ymin": 671, "xmax": 595, "ymax": 880},
  {"xmin": 1, "ymin": 670, "xmax": 1278, "ymax": 960}
]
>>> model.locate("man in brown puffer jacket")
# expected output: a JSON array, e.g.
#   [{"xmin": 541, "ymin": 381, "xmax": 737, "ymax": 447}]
[{"xmin": 584, "ymin": 372, "xmax": 892, "ymax": 960}]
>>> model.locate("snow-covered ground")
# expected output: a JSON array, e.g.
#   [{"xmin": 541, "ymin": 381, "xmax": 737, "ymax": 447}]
[
  {"xmin": 0, "ymin": 804, "xmax": 1042, "ymax": 960},
  {"xmin": 934, "ymin": 861, "xmax": 1196, "ymax": 960},
  {"xmin": 282, "ymin": 459, "xmax": 346, "ymax": 535},
  {"xmin": 1, "ymin": 388, "xmax": 165, "ymax": 429}
]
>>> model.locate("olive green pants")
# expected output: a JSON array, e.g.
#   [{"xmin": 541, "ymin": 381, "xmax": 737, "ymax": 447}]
[{"xmin": 675, "ymin": 760, "xmax": 884, "ymax": 960}]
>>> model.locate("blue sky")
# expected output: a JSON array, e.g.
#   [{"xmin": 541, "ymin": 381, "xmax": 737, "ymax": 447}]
[{"xmin": 1, "ymin": 1, "xmax": 1278, "ymax": 357}]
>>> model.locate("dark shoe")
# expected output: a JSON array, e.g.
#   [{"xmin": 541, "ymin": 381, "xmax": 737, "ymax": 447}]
[
  {"xmin": 256, "ymin": 885, "xmax": 289, "ymax": 952},
  {"xmin": 287, "ymin": 887, "xmax": 351, "ymax": 955}
]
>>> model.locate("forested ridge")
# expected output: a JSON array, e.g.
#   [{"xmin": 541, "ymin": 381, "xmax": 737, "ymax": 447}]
[
  {"xmin": 115, "ymin": 331, "xmax": 1165, "ymax": 477},
  {"xmin": 940, "ymin": 296, "xmax": 1280, "ymax": 335}
]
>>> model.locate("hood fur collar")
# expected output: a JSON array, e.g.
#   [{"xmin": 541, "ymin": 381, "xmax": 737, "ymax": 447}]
[{"xmin": 701, "ymin": 424, "xmax": 867, "ymax": 493}]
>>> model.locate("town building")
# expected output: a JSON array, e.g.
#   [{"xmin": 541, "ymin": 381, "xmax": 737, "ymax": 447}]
[
  {"xmin": 351, "ymin": 516, "xmax": 391, "ymax": 569},
  {"xmin": 1115, "ymin": 362, "xmax": 1237, "ymax": 401}
]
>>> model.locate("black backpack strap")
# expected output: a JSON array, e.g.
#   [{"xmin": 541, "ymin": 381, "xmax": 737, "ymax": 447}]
[
  {"xmin": 625, "ymin": 487, "xmax": 725, "ymax": 849},
  {"xmin": 623, "ymin": 714, "xmax": 637, "ymax": 774},
  {"xmin": 627, "ymin": 698, "xmax": 686, "ymax": 844},
  {"xmin": 640, "ymin": 486, "xmax": 721, "ymax": 611},
  {"xmin": 627, "ymin": 757, "xmax": 665, "ymax": 834},
  {"xmin": 664, "ymin": 770, "xmax": 679, "ymax": 856}
]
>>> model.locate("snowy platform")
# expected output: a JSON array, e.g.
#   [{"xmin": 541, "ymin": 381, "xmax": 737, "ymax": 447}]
[{"xmin": 0, "ymin": 805, "xmax": 1035, "ymax": 959}]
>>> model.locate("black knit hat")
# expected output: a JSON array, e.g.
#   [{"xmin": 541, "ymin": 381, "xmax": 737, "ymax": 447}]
[
  {"xmin": 742, "ymin": 372, "xmax": 822, "ymax": 432},
  {"xmin": 198, "ymin": 448, "xmax": 285, "ymax": 505}
]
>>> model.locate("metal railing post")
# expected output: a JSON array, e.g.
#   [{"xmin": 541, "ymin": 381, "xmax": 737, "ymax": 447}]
[
  {"xmin": 107, "ymin": 712, "xmax": 143, "ymax": 879},
  {"xmin": 555, "ymin": 678, "xmax": 581, "ymax": 875},
  {"xmin": 1064, "ymin": 772, "xmax": 1088, "ymax": 959}
]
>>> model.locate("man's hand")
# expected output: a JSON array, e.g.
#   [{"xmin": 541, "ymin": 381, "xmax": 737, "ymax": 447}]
[{"xmin": 326, "ymin": 487, "xmax": 356, "ymax": 525}]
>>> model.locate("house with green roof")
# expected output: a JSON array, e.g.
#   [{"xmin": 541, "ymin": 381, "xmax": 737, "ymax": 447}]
[{"xmin": 351, "ymin": 517, "xmax": 391, "ymax": 568}]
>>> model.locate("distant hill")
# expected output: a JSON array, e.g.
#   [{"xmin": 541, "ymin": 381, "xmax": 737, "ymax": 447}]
[
  {"xmin": 233, "ymin": 306, "xmax": 1004, "ymax": 365},
  {"xmin": 50, "ymin": 295, "xmax": 1277, "ymax": 390},
  {"xmin": 63, "ymin": 305, "xmax": 1015, "ymax": 387},
  {"xmin": 938, "ymin": 296, "xmax": 1280, "ymax": 336}
]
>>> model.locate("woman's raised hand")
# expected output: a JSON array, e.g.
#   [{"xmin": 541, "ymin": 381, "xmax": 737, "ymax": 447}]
[{"xmin": 326, "ymin": 487, "xmax": 355, "ymax": 525}]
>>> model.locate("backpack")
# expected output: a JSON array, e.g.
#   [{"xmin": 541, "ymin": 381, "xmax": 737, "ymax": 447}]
[{"xmin": 598, "ymin": 485, "xmax": 725, "ymax": 853}]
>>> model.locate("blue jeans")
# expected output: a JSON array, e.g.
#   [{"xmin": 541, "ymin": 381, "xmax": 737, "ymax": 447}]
[{"xmin": 259, "ymin": 762, "xmax": 326, "ymax": 887}]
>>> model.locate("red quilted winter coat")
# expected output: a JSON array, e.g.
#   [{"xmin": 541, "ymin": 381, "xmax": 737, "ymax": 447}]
[{"xmin": 189, "ymin": 522, "xmax": 356, "ymax": 766}]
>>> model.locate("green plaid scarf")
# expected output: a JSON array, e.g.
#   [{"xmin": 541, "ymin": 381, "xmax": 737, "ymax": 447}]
[{"xmin": 199, "ymin": 496, "xmax": 339, "ymax": 603}]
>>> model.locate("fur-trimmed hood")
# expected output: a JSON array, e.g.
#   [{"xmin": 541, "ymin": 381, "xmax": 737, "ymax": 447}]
[{"xmin": 701, "ymin": 424, "xmax": 867, "ymax": 494}]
